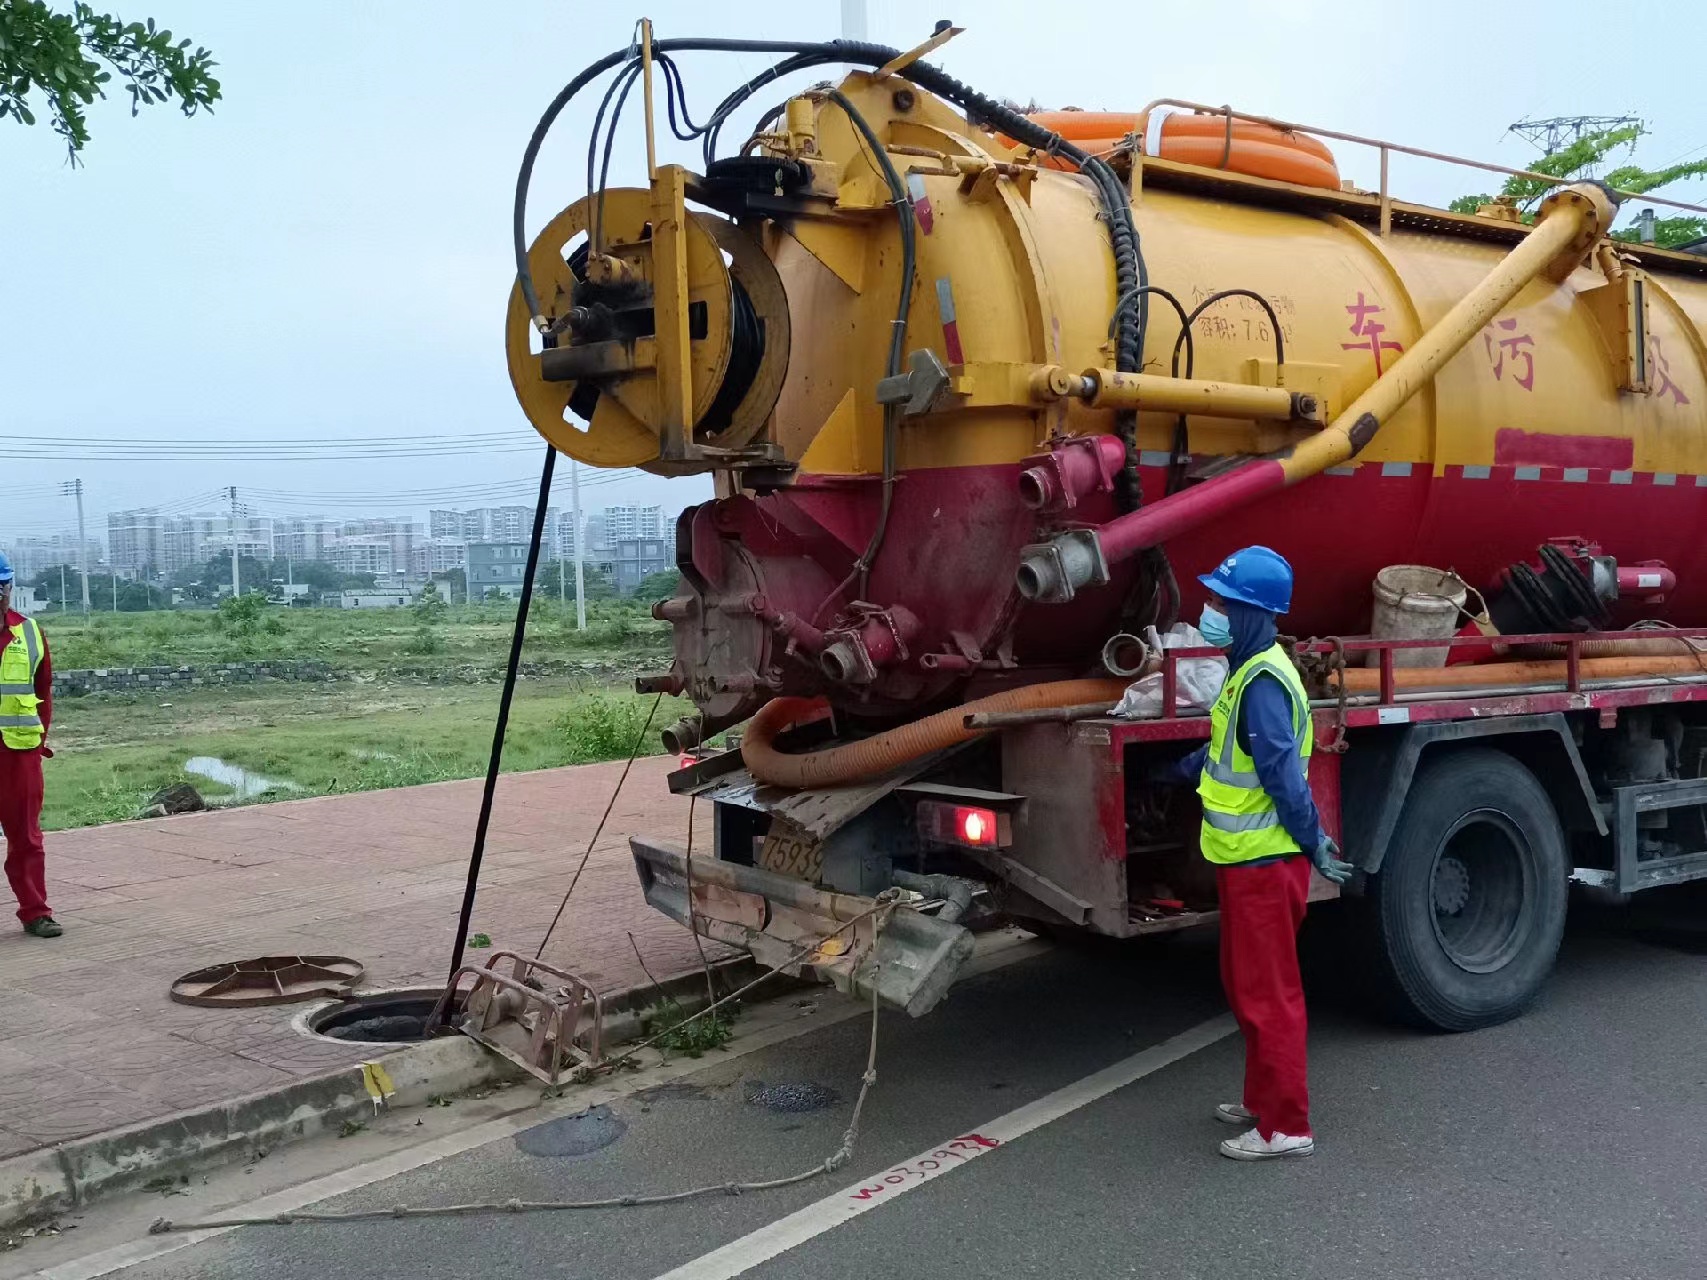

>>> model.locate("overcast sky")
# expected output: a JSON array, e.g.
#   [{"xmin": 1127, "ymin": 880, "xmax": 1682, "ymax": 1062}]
[{"xmin": 3, "ymin": 0, "xmax": 1702, "ymax": 543}]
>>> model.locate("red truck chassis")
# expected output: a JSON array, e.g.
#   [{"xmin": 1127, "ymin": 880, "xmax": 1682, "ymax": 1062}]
[{"xmin": 635, "ymin": 627, "xmax": 1707, "ymax": 1031}]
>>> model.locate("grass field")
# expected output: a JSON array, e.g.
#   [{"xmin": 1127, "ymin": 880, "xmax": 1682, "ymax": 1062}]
[
  {"xmin": 42, "ymin": 599, "xmax": 669, "ymax": 673},
  {"xmin": 43, "ymin": 678, "xmax": 689, "ymax": 830},
  {"xmin": 36, "ymin": 601, "xmax": 687, "ymax": 830}
]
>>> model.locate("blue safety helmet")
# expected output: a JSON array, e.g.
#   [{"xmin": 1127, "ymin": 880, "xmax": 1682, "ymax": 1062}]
[
  {"xmin": 1198, "ymin": 545, "xmax": 1293, "ymax": 614},
  {"xmin": 0, "ymin": 552, "xmax": 12, "ymax": 584}
]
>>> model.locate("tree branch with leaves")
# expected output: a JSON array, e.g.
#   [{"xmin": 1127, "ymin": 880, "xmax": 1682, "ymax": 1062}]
[
  {"xmin": 0, "ymin": 1, "xmax": 218, "ymax": 162},
  {"xmin": 1450, "ymin": 124, "xmax": 1707, "ymax": 249}
]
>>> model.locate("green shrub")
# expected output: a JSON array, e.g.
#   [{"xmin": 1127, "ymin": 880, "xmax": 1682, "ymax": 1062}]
[{"xmin": 555, "ymin": 694, "xmax": 658, "ymax": 763}]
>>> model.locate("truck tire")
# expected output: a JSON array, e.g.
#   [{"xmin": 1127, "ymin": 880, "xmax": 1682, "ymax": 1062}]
[{"xmin": 1365, "ymin": 748, "xmax": 1568, "ymax": 1031}]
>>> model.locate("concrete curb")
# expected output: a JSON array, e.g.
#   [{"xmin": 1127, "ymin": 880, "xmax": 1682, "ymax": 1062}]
[{"xmin": 0, "ymin": 957, "xmax": 758, "ymax": 1231}]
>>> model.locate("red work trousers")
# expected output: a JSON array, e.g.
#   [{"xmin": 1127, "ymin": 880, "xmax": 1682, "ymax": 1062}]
[
  {"xmin": 1216, "ymin": 853, "xmax": 1312, "ymax": 1140},
  {"xmin": 0, "ymin": 747, "xmax": 50, "ymax": 924}
]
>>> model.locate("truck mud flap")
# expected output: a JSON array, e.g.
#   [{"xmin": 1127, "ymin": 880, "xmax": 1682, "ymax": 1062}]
[{"xmin": 631, "ymin": 837, "xmax": 974, "ymax": 1018}]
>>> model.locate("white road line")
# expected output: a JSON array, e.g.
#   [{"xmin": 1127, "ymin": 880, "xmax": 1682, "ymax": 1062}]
[{"xmin": 651, "ymin": 1013, "xmax": 1237, "ymax": 1280}]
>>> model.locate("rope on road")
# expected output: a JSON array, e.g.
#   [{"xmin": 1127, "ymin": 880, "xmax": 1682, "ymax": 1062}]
[{"xmin": 150, "ymin": 900, "xmax": 896, "ymax": 1236}]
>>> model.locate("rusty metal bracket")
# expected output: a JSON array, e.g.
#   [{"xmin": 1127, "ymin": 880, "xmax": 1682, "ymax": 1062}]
[
  {"xmin": 872, "ymin": 24, "xmax": 964, "ymax": 80},
  {"xmin": 431, "ymin": 951, "xmax": 604, "ymax": 1084}
]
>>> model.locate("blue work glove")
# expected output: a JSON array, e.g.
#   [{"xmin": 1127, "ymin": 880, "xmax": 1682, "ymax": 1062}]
[{"xmin": 1311, "ymin": 836, "xmax": 1355, "ymax": 885}]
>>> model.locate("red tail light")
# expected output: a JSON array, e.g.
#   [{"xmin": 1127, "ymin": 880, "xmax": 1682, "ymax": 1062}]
[
  {"xmin": 958, "ymin": 807, "xmax": 995, "ymax": 846},
  {"xmin": 916, "ymin": 800, "xmax": 1007, "ymax": 849}
]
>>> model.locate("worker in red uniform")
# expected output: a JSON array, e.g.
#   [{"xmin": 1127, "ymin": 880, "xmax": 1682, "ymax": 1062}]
[
  {"xmin": 1161, "ymin": 546, "xmax": 1352, "ymax": 1159},
  {"xmin": 0, "ymin": 554, "xmax": 60, "ymax": 938}
]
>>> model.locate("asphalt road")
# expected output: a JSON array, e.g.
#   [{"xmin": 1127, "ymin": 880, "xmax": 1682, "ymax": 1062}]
[{"xmin": 47, "ymin": 894, "xmax": 1707, "ymax": 1280}]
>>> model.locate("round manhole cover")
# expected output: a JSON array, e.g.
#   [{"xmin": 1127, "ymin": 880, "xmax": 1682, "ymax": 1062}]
[{"xmin": 170, "ymin": 955, "xmax": 363, "ymax": 1007}]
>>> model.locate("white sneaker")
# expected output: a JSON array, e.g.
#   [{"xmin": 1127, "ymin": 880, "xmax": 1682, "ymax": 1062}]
[
  {"xmin": 1214, "ymin": 1102, "xmax": 1254, "ymax": 1126},
  {"xmin": 1219, "ymin": 1127, "xmax": 1315, "ymax": 1161}
]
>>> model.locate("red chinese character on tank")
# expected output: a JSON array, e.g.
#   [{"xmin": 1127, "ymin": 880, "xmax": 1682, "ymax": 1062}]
[
  {"xmin": 1342, "ymin": 292, "xmax": 1403, "ymax": 375},
  {"xmin": 1483, "ymin": 317, "xmax": 1536, "ymax": 391},
  {"xmin": 1650, "ymin": 334, "xmax": 1691, "ymax": 406}
]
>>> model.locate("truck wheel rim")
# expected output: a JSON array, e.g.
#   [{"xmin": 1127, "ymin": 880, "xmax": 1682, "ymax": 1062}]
[{"xmin": 1428, "ymin": 811, "xmax": 1533, "ymax": 974}]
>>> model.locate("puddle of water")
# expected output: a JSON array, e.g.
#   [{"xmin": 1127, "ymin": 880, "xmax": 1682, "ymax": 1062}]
[{"xmin": 183, "ymin": 756, "xmax": 301, "ymax": 802}]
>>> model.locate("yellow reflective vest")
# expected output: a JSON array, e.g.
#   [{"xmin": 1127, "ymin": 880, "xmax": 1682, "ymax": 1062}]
[
  {"xmin": 1197, "ymin": 642, "xmax": 1313, "ymax": 865},
  {"xmin": 0, "ymin": 616, "xmax": 46, "ymax": 750}
]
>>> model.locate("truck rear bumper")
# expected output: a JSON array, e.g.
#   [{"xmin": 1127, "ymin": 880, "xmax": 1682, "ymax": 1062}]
[{"xmin": 631, "ymin": 836, "xmax": 975, "ymax": 1017}]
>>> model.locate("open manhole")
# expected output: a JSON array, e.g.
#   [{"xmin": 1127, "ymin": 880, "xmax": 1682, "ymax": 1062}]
[
  {"xmin": 171, "ymin": 956, "xmax": 363, "ymax": 1007},
  {"xmin": 307, "ymin": 988, "xmax": 463, "ymax": 1044}
]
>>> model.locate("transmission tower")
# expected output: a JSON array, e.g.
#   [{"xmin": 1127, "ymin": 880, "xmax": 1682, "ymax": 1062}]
[{"xmin": 1509, "ymin": 115, "xmax": 1644, "ymax": 155}]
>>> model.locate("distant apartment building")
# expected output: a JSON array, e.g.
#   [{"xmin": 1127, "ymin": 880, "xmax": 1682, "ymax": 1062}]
[
  {"xmin": 272, "ymin": 517, "xmax": 341, "ymax": 563},
  {"xmin": 328, "ymin": 537, "xmax": 395, "ymax": 579},
  {"xmin": 160, "ymin": 514, "xmax": 272, "ymax": 572},
  {"xmin": 610, "ymin": 537, "xmax": 673, "ymax": 595},
  {"xmin": 429, "ymin": 506, "xmax": 561, "ymax": 545},
  {"xmin": 553, "ymin": 510, "xmax": 585, "ymax": 560},
  {"xmin": 0, "ymin": 533, "xmax": 104, "ymax": 582},
  {"xmin": 324, "ymin": 518, "xmax": 418, "ymax": 581},
  {"xmin": 602, "ymin": 504, "xmax": 666, "ymax": 542},
  {"xmin": 428, "ymin": 509, "xmax": 469, "ymax": 539},
  {"xmin": 409, "ymin": 538, "xmax": 468, "ymax": 577},
  {"xmin": 107, "ymin": 509, "xmax": 164, "ymax": 576},
  {"xmin": 467, "ymin": 541, "xmax": 531, "ymax": 597}
]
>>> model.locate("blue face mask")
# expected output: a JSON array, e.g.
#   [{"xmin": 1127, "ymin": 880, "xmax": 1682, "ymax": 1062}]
[{"xmin": 1198, "ymin": 604, "xmax": 1233, "ymax": 649}]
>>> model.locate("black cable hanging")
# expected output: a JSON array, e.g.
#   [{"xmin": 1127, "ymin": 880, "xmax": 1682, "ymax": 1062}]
[{"xmin": 444, "ymin": 439, "xmax": 558, "ymax": 982}]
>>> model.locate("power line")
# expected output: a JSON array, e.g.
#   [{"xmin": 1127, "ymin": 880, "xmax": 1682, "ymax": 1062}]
[{"xmin": 1508, "ymin": 114, "xmax": 1644, "ymax": 154}]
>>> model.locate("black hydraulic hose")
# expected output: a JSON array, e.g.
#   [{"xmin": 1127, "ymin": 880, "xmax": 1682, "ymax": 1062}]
[
  {"xmin": 826, "ymin": 86, "xmax": 915, "ymax": 601},
  {"xmin": 702, "ymin": 52, "xmax": 830, "ymax": 166},
  {"xmin": 586, "ymin": 61, "xmax": 645, "ymax": 254},
  {"xmin": 1109, "ymin": 284, "xmax": 1195, "ymax": 378},
  {"xmin": 1169, "ymin": 287, "xmax": 1286, "ymax": 377},
  {"xmin": 445, "ymin": 440, "xmax": 558, "ymax": 982}
]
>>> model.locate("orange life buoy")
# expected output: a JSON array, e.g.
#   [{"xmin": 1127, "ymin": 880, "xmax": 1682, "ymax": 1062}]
[{"xmin": 1008, "ymin": 109, "xmax": 1341, "ymax": 190}]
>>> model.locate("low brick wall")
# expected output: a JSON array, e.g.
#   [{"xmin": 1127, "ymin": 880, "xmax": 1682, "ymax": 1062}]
[{"xmin": 53, "ymin": 660, "xmax": 334, "ymax": 697}]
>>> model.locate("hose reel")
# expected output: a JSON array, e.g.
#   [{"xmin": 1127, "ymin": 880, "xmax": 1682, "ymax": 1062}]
[{"xmin": 505, "ymin": 183, "xmax": 791, "ymax": 475}]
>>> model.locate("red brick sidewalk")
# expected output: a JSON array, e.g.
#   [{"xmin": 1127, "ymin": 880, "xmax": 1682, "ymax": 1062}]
[{"xmin": 0, "ymin": 759, "xmax": 713, "ymax": 1158}]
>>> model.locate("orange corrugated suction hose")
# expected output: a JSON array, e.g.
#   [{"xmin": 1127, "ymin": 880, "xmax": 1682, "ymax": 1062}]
[
  {"xmin": 742, "ymin": 679, "xmax": 1131, "ymax": 790},
  {"xmin": 1335, "ymin": 652, "xmax": 1707, "ymax": 695},
  {"xmin": 1510, "ymin": 636, "xmax": 1707, "ymax": 660}
]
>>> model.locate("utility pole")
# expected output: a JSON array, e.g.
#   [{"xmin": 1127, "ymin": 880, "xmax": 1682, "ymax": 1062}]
[
  {"xmin": 840, "ymin": 0, "xmax": 867, "ymax": 40},
  {"xmin": 570, "ymin": 459, "xmax": 586, "ymax": 630},
  {"xmin": 111, "ymin": 570, "xmax": 118, "ymax": 613},
  {"xmin": 62, "ymin": 479, "xmax": 91, "ymax": 614},
  {"xmin": 59, "ymin": 564, "xmax": 67, "ymax": 613},
  {"xmin": 227, "ymin": 486, "xmax": 241, "ymax": 598}
]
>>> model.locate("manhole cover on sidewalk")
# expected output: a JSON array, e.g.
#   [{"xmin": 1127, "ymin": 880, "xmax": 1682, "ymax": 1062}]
[{"xmin": 170, "ymin": 955, "xmax": 364, "ymax": 1007}]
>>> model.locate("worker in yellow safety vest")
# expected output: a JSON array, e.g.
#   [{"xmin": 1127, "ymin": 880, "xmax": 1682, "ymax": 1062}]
[
  {"xmin": 1160, "ymin": 546, "xmax": 1352, "ymax": 1160},
  {"xmin": 0, "ymin": 554, "xmax": 60, "ymax": 938}
]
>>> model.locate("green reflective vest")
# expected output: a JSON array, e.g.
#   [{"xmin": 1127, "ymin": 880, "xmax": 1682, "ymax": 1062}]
[
  {"xmin": 1197, "ymin": 641, "xmax": 1313, "ymax": 865},
  {"xmin": 0, "ymin": 617, "xmax": 45, "ymax": 750}
]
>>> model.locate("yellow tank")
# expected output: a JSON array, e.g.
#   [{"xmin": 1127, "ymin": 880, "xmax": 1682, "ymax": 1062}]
[{"xmin": 508, "ymin": 73, "xmax": 1707, "ymax": 722}]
